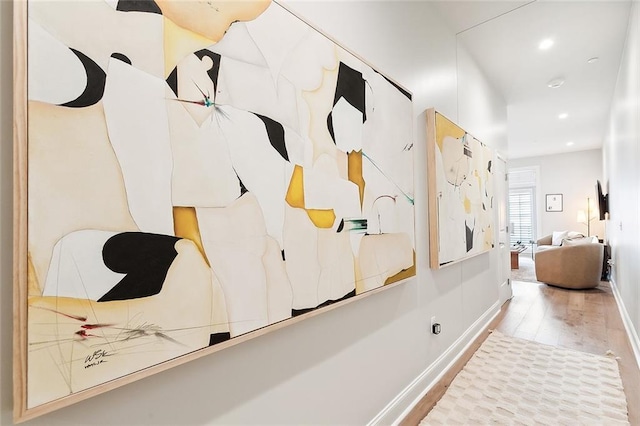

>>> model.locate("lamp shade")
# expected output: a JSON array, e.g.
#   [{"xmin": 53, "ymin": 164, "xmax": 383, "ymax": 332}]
[{"xmin": 577, "ymin": 210, "xmax": 587, "ymax": 223}]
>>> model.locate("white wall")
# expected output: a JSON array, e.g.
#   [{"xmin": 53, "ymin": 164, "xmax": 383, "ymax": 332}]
[
  {"xmin": 603, "ymin": 1, "xmax": 640, "ymax": 354},
  {"xmin": 509, "ymin": 149, "xmax": 605, "ymax": 240},
  {"xmin": 457, "ymin": 46, "xmax": 508, "ymax": 157},
  {"xmin": 0, "ymin": 1, "xmax": 507, "ymax": 424}
]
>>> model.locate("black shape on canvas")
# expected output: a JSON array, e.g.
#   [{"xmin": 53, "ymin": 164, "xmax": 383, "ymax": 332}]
[
  {"xmin": 235, "ymin": 171, "xmax": 249, "ymax": 196},
  {"xmin": 61, "ymin": 49, "xmax": 106, "ymax": 108},
  {"xmin": 465, "ymin": 223, "xmax": 474, "ymax": 252},
  {"xmin": 209, "ymin": 332, "xmax": 231, "ymax": 346},
  {"xmin": 110, "ymin": 53, "xmax": 132, "ymax": 65},
  {"xmin": 373, "ymin": 69, "xmax": 412, "ymax": 100},
  {"xmin": 254, "ymin": 113, "xmax": 289, "ymax": 161},
  {"xmin": 194, "ymin": 50, "xmax": 221, "ymax": 94},
  {"xmin": 327, "ymin": 112, "xmax": 336, "ymax": 143},
  {"xmin": 281, "ymin": 250, "xmax": 286, "ymax": 261},
  {"xmin": 166, "ymin": 67, "xmax": 179, "ymax": 97},
  {"xmin": 487, "ymin": 160, "xmax": 492, "ymax": 173},
  {"xmin": 239, "ymin": 179, "xmax": 249, "ymax": 195},
  {"xmin": 116, "ymin": 0, "xmax": 162, "ymax": 14},
  {"xmin": 333, "ymin": 62, "xmax": 367, "ymax": 122},
  {"xmin": 291, "ymin": 289, "xmax": 356, "ymax": 317},
  {"xmin": 99, "ymin": 232, "xmax": 180, "ymax": 302}
]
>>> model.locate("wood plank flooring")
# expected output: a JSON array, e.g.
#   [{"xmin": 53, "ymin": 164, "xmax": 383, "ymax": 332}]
[{"xmin": 401, "ymin": 279, "xmax": 640, "ymax": 425}]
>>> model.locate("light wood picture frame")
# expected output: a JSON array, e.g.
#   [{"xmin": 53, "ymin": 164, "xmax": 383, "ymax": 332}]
[
  {"xmin": 426, "ymin": 108, "xmax": 495, "ymax": 269},
  {"xmin": 14, "ymin": 1, "xmax": 416, "ymax": 421}
]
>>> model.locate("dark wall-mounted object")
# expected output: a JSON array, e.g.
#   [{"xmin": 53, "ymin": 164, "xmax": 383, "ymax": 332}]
[{"xmin": 596, "ymin": 180, "xmax": 609, "ymax": 220}]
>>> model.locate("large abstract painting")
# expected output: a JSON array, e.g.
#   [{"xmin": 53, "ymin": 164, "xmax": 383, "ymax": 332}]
[
  {"xmin": 14, "ymin": 0, "xmax": 415, "ymax": 420},
  {"xmin": 426, "ymin": 109, "xmax": 494, "ymax": 269}
]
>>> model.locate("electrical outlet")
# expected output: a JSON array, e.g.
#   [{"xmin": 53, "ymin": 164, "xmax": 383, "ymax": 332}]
[{"xmin": 431, "ymin": 316, "xmax": 441, "ymax": 335}]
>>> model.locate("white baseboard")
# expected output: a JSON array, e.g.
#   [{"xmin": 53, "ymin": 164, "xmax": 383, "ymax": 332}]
[
  {"xmin": 609, "ymin": 278, "xmax": 640, "ymax": 369},
  {"xmin": 367, "ymin": 300, "xmax": 501, "ymax": 426}
]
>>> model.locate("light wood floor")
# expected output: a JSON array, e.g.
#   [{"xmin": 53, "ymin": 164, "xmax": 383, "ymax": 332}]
[{"xmin": 401, "ymin": 279, "xmax": 640, "ymax": 425}]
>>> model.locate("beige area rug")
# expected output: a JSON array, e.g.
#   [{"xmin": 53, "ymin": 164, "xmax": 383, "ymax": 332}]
[
  {"xmin": 511, "ymin": 255, "xmax": 541, "ymax": 283},
  {"xmin": 421, "ymin": 331, "xmax": 629, "ymax": 425}
]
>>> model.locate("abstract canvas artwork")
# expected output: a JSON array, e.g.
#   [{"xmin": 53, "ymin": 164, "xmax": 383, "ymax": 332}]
[
  {"xmin": 426, "ymin": 109, "xmax": 494, "ymax": 269},
  {"xmin": 14, "ymin": 1, "xmax": 414, "ymax": 420}
]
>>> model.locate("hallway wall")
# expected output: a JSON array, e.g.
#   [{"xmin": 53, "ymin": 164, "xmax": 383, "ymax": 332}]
[
  {"xmin": 603, "ymin": 1, "xmax": 640, "ymax": 361},
  {"xmin": 0, "ymin": 1, "xmax": 507, "ymax": 424}
]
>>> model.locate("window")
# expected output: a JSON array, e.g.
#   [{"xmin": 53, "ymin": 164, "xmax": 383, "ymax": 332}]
[
  {"xmin": 509, "ymin": 187, "xmax": 536, "ymax": 246},
  {"xmin": 508, "ymin": 167, "xmax": 538, "ymax": 247}
]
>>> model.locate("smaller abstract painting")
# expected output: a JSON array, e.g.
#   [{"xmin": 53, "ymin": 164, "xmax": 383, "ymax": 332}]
[
  {"xmin": 426, "ymin": 109, "xmax": 495, "ymax": 269},
  {"xmin": 546, "ymin": 194, "xmax": 563, "ymax": 212}
]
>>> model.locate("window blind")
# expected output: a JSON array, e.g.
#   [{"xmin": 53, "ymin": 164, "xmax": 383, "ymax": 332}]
[{"xmin": 509, "ymin": 187, "xmax": 536, "ymax": 246}]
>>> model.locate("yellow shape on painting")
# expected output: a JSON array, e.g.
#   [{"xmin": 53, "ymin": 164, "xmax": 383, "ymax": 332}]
[
  {"xmin": 384, "ymin": 251, "xmax": 416, "ymax": 286},
  {"xmin": 285, "ymin": 165, "xmax": 305, "ymax": 208},
  {"xmin": 285, "ymin": 165, "xmax": 336, "ymax": 228},
  {"xmin": 348, "ymin": 150, "xmax": 365, "ymax": 208},
  {"xmin": 27, "ymin": 253, "xmax": 41, "ymax": 296},
  {"xmin": 173, "ymin": 206, "xmax": 210, "ymax": 266},
  {"xmin": 306, "ymin": 209, "xmax": 336, "ymax": 228},
  {"xmin": 158, "ymin": 0, "xmax": 270, "ymax": 44},
  {"xmin": 463, "ymin": 197, "xmax": 472, "ymax": 214},
  {"xmin": 163, "ymin": 18, "xmax": 216, "ymax": 78},
  {"xmin": 484, "ymin": 224, "xmax": 494, "ymax": 248},
  {"xmin": 435, "ymin": 112, "xmax": 465, "ymax": 151}
]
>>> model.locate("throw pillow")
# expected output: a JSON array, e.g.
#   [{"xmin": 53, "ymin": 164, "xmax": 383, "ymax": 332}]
[
  {"xmin": 562, "ymin": 236, "xmax": 598, "ymax": 246},
  {"xmin": 566, "ymin": 231, "xmax": 586, "ymax": 240},
  {"xmin": 552, "ymin": 230, "xmax": 568, "ymax": 246}
]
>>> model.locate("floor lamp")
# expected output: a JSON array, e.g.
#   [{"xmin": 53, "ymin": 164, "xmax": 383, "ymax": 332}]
[{"xmin": 577, "ymin": 197, "xmax": 597, "ymax": 236}]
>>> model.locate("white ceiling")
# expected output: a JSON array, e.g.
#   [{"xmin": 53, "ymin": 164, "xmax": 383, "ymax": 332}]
[{"xmin": 434, "ymin": 0, "xmax": 632, "ymax": 159}]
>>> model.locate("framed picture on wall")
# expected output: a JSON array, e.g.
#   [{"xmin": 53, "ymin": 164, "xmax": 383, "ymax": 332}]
[
  {"xmin": 546, "ymin": 194, "xmax": 563, "ymax": 212},
  {"xmin": 13, "ymin": 0, "xmax": 416, "ymax": 421},
  {"xmin": 425, "ymin": 108, "xmax": 495, "ymax": 269}
]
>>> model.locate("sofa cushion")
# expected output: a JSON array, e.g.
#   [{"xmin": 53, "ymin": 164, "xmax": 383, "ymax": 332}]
[{"xmin": 552, "ymin": 231, "xmax": 568, "ymax": 246}]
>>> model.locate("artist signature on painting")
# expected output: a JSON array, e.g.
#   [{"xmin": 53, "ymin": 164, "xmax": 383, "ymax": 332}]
[{"xmin": 84, "ymin": 349, "xmax": 114, "ymax": 369}]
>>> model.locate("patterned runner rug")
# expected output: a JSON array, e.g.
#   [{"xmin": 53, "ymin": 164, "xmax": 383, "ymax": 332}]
[{"xmin": 421, "ymin": 331, "xmax": 629, "ymax": 425}]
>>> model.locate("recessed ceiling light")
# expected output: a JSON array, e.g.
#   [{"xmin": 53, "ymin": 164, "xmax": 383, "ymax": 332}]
[
  {"xmin": 566, "ymin": 141, "xmax": 575, "ymax": 146},
  {"xmin": 547, "ymin": 78, "xmax": 565, "ymax": 89},
  {"xmin": 539, "ymin": 39, "xmax": 554, "ymax": 50},
  {"xmin": 558, "ymin": 113, "xmax": 569, "ymax": 119},
  {"xmin": 587, "ymin": 57, "xmax": 599, "ymax": 64}
]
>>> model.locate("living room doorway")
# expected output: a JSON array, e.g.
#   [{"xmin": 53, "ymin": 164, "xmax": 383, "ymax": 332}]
[
  {"xmin": 508, "ymin": 166, "xmax": 541, "ymax": 257},
  {"xmin": 508, "ymin": 166, "xmax": 541, "ymax": 283}
]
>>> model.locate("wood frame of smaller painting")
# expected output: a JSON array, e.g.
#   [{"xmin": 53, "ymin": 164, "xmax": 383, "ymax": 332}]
[{"xmin": 426, "ymin": 108, "xmax": 495, "ymax": 269}]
